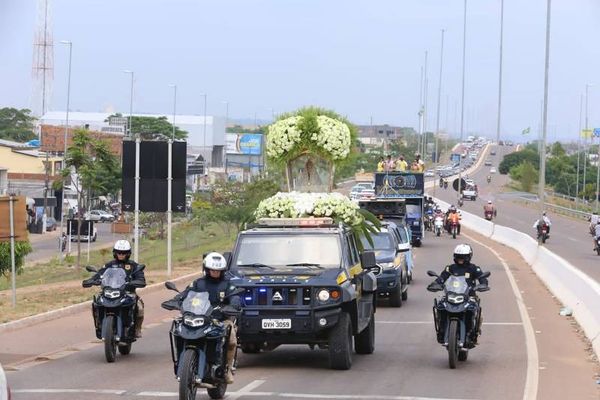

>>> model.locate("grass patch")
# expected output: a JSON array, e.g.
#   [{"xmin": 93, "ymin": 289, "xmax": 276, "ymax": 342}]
[{"xmin": 0, "ymin": 222, "xmax": 236, "ymax": 322}]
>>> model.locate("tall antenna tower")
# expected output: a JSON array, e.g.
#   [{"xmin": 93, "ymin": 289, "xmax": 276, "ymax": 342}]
[{"xmin": 32, "ymin": 0, "xmax": 54, "ymax": 120}]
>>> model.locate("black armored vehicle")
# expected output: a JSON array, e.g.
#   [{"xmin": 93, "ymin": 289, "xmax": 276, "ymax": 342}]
[{"xmin": 228, "ymin": 217, "xmax": 380, "ymax": 370}]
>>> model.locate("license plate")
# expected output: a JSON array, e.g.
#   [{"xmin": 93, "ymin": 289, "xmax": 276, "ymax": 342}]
[{"xmin": 261, "ymin": 319, "xmax": 291, "ymax": 329}]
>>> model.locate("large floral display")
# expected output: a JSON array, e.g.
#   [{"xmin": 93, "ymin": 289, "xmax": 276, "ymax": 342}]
[{"xmin": 265, "ymin": 107, "xmax": 357, "ymax": 192}]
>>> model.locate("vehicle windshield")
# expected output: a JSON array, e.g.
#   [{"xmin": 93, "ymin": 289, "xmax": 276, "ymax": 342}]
[
  {"xmin": 406, "ymin": 204, "xmax": 421, "ymax": 219},
  {"xmin": 182, "ymin": 291, "xmax": 212, "ymax": 315},
  {"xmin": 397, "ymin": 227, "xmax": 409, "ymax": 243},
  {"xmin": 235, "ymin": 233, "xmax": 341, "ymax": 269},
  {"xmin": 101, "ymin": 268, "xmax": 127, "ymax": 289},
  {"xmin": 359, "ymin": 232, "xmax": 394, "ymax": 251},
  {"xmin": 444, "ymin": 276, "xmax": 469, "ymax": 295}
]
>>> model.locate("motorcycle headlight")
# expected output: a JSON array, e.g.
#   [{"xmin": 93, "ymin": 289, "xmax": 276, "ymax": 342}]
[
  {"xmin": 378, "ymin": 262, "xmax": 395, "ymax": 269},
  {"xmin": 103, "ymin": 289, "xmax": 122, "ymax": 299},
  {"xmin": 317, "ymin": 289, "xmax": 330, "ymax": 302},
  {"xmin": 447, "ymin": 294, "xmax": 465, "ymax": 304},
  {"xmin": 183, "ymin": 316, "xmax": 205, "ymax": 328},
  {"xmin": 413, "ymin": 221, "xmax": 420, "ymax": 226}
]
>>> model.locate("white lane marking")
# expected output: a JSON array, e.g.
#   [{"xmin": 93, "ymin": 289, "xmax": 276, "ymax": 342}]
[
  {"xmin": 462, "ymin": 232, "xmax": 539, "ymax": 400},
  {"xmin": 376, "ymin": 321, "xmax": 522, "ymax": 326},
  {"xmin": 12, "ymin": 389, "xmax": 473, "ymax": 400},
  {"xmin": 13, "ymin": 389, "xmax": 127, "ymax": 395},
  {"xmin": 228, "ymin": 379, "xmax": 267, "ymax": 399}
]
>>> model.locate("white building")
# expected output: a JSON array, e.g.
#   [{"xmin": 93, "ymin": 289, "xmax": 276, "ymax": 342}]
[{"xmin": 39, "ymin": 111, "xmax": 226, "ymax": 166}]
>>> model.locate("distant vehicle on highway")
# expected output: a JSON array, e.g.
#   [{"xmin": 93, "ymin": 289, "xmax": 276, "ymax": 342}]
[
  {"xmin": 71, "ymin": 225, "xmax": 98, "ymax": 242},
  {"xmin": 484, "ymin": 160, "xmax": 492, "ymax": 166},
  {"xmin": 424, "ymin": 169, "xmax": 435, "ymax": 177},
  {"xmin": 85, "ymin": 210, "xmax": 115, "ymax": 222},
  {"xmin": 490, "ymin": 150, "xmax": 496, "ymax": 155},
  {"xmin": 490, "ymin": 167, "xmax": 497, "ymax": 174}
]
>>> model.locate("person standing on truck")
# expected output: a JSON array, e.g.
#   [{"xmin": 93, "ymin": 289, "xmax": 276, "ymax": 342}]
[
  {"xmin": 395, "ymin": 155, "xmax": 408, "ymax": 172},
  {"xmin": 385, "ymin": 155, "xmax": 394, "ymax": 172},
  {"xmin": 377, "ymin": 157, "xmax": 385, "ymax": 172},
  {"xmin": 415, "ymin": 154, "xmax": 425, "ymax": 172}
]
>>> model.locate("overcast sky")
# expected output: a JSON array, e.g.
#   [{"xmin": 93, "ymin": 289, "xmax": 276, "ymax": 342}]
[{"xmin": 1, "ymin": 0, "xmax": 599, "ymax": 141}]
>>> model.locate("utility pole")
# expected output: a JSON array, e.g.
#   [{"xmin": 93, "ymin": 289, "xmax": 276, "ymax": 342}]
[
  {"xmin": 458, "ymin": 0, "xmax": 468, "ymax": 205},
  {"xmin": 496, "ymin": 0, "xmax": 505, "ymax": 144},
  {"xmin": 538, "ymin": 0, "xmax": 552, "ymax": 234}
]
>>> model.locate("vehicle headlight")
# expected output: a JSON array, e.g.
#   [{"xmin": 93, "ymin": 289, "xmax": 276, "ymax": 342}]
[
  {"xmin": 103, "ymin": 289, "xmax": 122, "ymax": 299},
  {"xmin": 447, "ymin": 294, "xmax": 465, "ymax": 304},
  {"xmin": 317, "ymin": 289, "xmax": 330, "ymax": 302},
  {"xmin": 183, "ymin": 316, "xmax": 205, "ymax": 327},
  {"xmin": 378, "ymin": 262, "xmax": 395, "ymax": 269}
]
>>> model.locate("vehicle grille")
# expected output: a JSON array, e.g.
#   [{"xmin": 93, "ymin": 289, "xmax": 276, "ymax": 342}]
[{"xmin": 243, "ymin": 286, "xmax": 312, "ymax": 307}]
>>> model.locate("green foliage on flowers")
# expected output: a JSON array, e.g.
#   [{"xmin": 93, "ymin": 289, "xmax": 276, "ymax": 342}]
[
  {"xmin": 265, "ymin": 107, "xmax": 358, "ymax": 166},
  {"xmin": 0, "ymin": 241, "xmax": 33, "ymax": 277}
]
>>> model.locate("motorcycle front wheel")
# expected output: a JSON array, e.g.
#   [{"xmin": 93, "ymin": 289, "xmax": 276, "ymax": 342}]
[
  {"xmin": 207, "ymin": 384, "xmax": 227, "ymax": 400},
  {"xmin": 448, "ymin": 319, "xmax": 459, "ymax": 369},
  {"xmin": 179, "ymin": 349, "xmax": 198, "ymax": 400},
  {"xmin": 104, "ymin": 315, "xmax": 117, "ymax": 363}
]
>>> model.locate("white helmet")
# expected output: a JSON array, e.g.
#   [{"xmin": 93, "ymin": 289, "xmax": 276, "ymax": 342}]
[
  {"xmin": 113, "ymin": 239, "xmax": 132, "ymax": 259},
  {"xmin": 453, "ymin": 244, "xmax": 473, "ymax": 264},
  {"xmin": 114, "ymin": 239, "xmax": 131, "ymax": 252},
  {"xmin": 203, "ymin": 252, "xmax": 227, "ymax": 272}
]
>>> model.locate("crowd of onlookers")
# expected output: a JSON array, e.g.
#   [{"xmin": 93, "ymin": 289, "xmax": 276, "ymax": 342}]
[{"xmin": 377, "ymin": 154, "xmax": 425, "ymax": 173}]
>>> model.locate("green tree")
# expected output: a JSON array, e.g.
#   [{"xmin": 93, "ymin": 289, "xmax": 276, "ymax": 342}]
[
  {"xmin": 510, "ymin": 161, "xmax": 538, "ymax": 192},
  {"xmin": 55, "ymin": 128, "xmax": 121, "ymax": 267},
  {"xmin": 550, "ymin": 142, "xmax": 566, "ymax": 157},
  {"xmin": 0, "ymin": 108, "xmax": 37, "ymax": 142},
  {"xmin": 107, "ymin": 113, "xmax": 188, "ymax": 140},
  {"xmin": 0, "ymin": 241, "xmax": 32, "ymax": 277},
  {"xmin": 499, "ymin": 149, "xmax": 539, "ymax": 174}
]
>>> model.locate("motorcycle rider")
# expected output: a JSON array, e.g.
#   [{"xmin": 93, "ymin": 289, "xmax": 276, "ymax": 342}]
[
  {"xmin": 533, "ymin": 212, "xmax": 552, "ymax": 236},
  {"xmin": 483, "ymin": 200, "xmax": 496, "ymax": 217},
  {"xmin": 589, "ymin": 212, "xmax": 599, "ymax": 234},
  {"xmin": 592, "ymin": 220, "xmax": 600, "ymax": 251},
  {"xmin": 427, "ymin": 244, "xmax": 489, "ymax": 343},
  {"xmin": 448, "ymin": 207, "xmax": 461, "ymax": 235},
  {"xmin": 83, "ymin": 240, "xmax": 146, "ymax": 338},
  {"xmin": 171, "ymin": 252, "xmax": 241, "ymax": 384},
  {"xmin": 486, "ymin": 175, "xmax": 491, "ymax": 183}
]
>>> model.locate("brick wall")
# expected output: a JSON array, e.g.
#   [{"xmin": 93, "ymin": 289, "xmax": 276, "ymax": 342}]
[{"xmin": 40, "ymin": 125, "xmax": 123, "ymax": 156}]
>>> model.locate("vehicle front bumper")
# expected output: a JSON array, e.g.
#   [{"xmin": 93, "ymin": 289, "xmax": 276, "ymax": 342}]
[{"xmin": 376, "ymin": 268, "xmax": 400, "ymax": 294}]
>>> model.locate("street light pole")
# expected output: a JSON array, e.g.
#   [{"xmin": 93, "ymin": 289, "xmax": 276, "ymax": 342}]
[
  {"xmin": 496, "ymin": 0, "xmax": 504, "ymax": 145},
  {"xmin": 170, "ymin": 84, "xmax": 177, "ymax": 139},
  {"xmin": 123, "ymin": 70, "xmax": 134, "ymax": 138},
  {"xmin": 58, "ymin": 40, "xmax": 72, "ymax": 260},
  {"xmin": 223, "ymin": 101, "xmax": 229, "ymax": 174},
  {"xmin": 458, "ymin": 0, "xmax": 468, "ymax": 206},
  {"xmin": 433, "ymin": 29, "xmax": 445, "ymax": 198},
  {"xmin": 576, "ymin": 94, "xmax": 583, "ymax": 209},
  {"xmin": 201, "ymin": 93, "xmax": 207, "ymax": 163},
  {"xmin": 538, "ymin": 0, "xmax": 552, "ymax": 232}
]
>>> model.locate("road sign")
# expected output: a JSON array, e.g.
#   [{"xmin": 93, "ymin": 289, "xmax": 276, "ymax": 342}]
[{"xmin": 594, "ymin": 128, "xmax": 600, "ymax": 138}]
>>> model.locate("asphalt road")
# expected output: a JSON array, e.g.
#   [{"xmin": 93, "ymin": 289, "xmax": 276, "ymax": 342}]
[
  {"xmin": 432, "ymin": 144, "xmax": 600, "ymax": 284},
  {"xmin": 26, "ymin": 223, "xmax": 119, "ymax": 264},
  {"xmin": 4, "ymin": 228, "xmax": 598, "ymax": 399}
]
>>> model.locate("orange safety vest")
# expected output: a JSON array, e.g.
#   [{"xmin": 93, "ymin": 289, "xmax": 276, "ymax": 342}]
[{"xmin": 449, "ymin": 213, "xmax": 460, "ymax": 223}]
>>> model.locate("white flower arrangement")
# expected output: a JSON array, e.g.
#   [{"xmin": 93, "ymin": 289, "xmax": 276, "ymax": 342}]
[
  {"xmin": 266, "ymin": 116, "xmax": 302, "ymax": 159},
  {"xmin": 266, "ymin": 113, "xmax": 352, "ymax": 162},
  {"xmin": 313, "ymin": 115, "xmax": 351, "ymax": 160},
  {"xmin": 255, "ymin": 192, "xmax": 364, "ymax": 226}
]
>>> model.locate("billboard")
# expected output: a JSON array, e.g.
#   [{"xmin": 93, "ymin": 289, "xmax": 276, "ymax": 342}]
[
  {"xmin": 226, "ymin": 133, "xmax": 262, "ymax": 155},
  {"xmin": 450, "ymin": 153, "xmax": 461, "ymax": 166},
  {"xmin": 374, "ymin": 172, "xmax": 424, "ymax": 198}
]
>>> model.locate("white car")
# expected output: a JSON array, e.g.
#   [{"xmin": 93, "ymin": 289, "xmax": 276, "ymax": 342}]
[
  {"xmin": 85, "ymin": 210, "xmax": 115, "ymax": 222},
  {"xmin": 490, "ymin": 167, "xmax": 497, "ymax": 174},
  {"xmin": 424, "ymin": 170, "xmax": 435, "ymax": 177},
  {"xmin": 71, "ymin": 225, "xmax": 98, "ymax": 242}
]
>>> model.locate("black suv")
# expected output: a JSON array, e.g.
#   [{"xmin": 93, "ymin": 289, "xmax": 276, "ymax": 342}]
[{"xmin": 228, "ymin": 217, "xmax": 380, "ymax": 370}]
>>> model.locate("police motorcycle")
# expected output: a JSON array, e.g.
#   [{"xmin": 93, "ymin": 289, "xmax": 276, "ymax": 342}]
[
  {"xmin": 426, "ymin": 270, "xmax": 490, "ymax": 369},
  {"xmin": 83, "ymin": 265, "xmax": 145, "ymax": 362},
  {"xmin": 161, "ymin": 282, "xmax": 244, "ymax": 400},
  {"xmin": 434, "ymin": 215, "xmax": 444, "ymax": 237}
]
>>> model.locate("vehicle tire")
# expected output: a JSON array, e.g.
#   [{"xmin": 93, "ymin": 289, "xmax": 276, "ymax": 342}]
[
  {"xmin": 401, "ymin": 281, "xmax": 408, "ymax": 301},
  {"xmin": 328, "ymin": 312, "xmax": 352, "ymax": 370},
  {"xmin": 436, "ymin": 229, "xmax": 440, "ymax": 237},
  {"xmin": 207, "ymin": 383, "xmax": 227, "ymax": 400},
  {"xmin": 240, "ymin": 343, "xmax": 261, "ymax": 354},
  {"xmin": 448, "ymin": 319, "xmax": 459, "ymax": 369},
  {"xmin": 118, "ymin": 343, "xmax": 131, "ymax": 355},
  {"xmin": 179, "ymin": 349, "xmax": 198, "ymax": 400},
  {"xmin": 414, "ymin": 240, "xmax": 422, "ymax": 248},
  {"xmin": 541, "ymin": 235, "xmax": 546, "ymax": 244},
  {"xmin": 389, "ymin": 283, "xmax": 402, "ymax": 308},
  {"xmin": 458, "ymin": 349, "xmax": 468, "ymax": 361},
  {"xmin": 104, "ymin": 316, "xmax": 117, "ymax": 363},
  {"xmin": 596, "ymin": 246, "xmax": 600, "ymax": 256},
  {"xmin": 354, "ymin": 314, "xmax": 375, "ymax": 355},
  {"xmin": 452, "ymin": 228, "xmax": 457, "ymax": 239}
]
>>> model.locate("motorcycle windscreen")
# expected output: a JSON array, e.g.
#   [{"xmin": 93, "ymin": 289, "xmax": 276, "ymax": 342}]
[
  {"xmin": 444, "ymin": 276, "xmax": 469, "ymax": 295},
  {"xmin": 182, "ymin": 291, "xmax": 212, "ymax": 316},
  {"xmin": 101, "ymin": 268, "xmax": 127, "ymax": 289}
]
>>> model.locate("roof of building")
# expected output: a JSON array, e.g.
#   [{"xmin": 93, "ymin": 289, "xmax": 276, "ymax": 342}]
[
  {"xmin": 0, "ymin": 138, "xmax": 35, "ymax": 149},
  {"xmin": 40, "ymin": 111, "xmax": 216, "ymax": 126}
]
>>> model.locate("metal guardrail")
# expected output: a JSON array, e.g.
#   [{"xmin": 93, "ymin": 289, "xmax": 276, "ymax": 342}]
[{"xmin": 517, "ymin": 196, "xmax": 590, "ymax": 221}]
